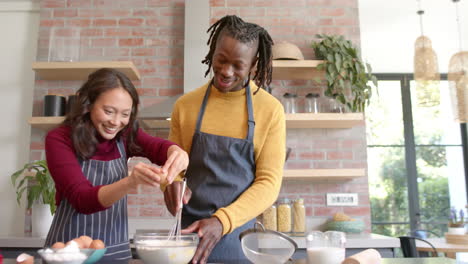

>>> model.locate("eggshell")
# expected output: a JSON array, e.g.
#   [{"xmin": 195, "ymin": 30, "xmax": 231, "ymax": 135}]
[
  {"xmin": 51, "ymin": 241, "xmax": 66, "ymax": 249},
  {"xmin": 66, "ymin": 238, "xmax": 85, "ymax": 249},
  {"xmin": 16, "ymin": 253, "xmax": 34, "ymax": 264},
  {"xmin": 79, "ymin": 235, "xmax": 93, "ymax": 248},
  {"xmin": 89, "ymin": 239, "xmax": 105, "ymax": 249}
]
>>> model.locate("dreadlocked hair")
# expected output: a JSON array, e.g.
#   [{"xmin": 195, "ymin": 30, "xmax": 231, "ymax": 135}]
[{"xmin": 202, "ymin": 15, "xmax": 274, "ymax": 94}]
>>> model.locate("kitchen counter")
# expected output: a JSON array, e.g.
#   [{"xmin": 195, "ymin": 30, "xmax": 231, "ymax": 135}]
[
  {"xmin": 0, "ymin": 258, "xmax": 457, "ymax": 264},
  {"xmin": 0, "ymin": 232, "xmax": 399, "ymax": 249}
]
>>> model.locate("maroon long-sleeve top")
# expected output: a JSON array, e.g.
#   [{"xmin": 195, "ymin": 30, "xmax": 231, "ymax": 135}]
[{"xmin": 45, "ymin": 125, "xmax": 175, "ymax": 214}]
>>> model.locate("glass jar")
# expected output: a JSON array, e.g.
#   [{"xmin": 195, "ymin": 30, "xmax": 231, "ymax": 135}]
[
  {"xmin": 293, "ymin": 198, "xmax": 306, "ymax": 235},
  {"xmin": 306, "ymin": 231, "xmax": 346, "ymax": 264},
  {"xmin": 262, "ymin": 204, "xmax": 277, "ymax": 231},
  {"xmin": 305, "ymin": 93, "xmax": 320, "ymax": 113},
  {"xmin": 282, "ymin": 93, "xmax": 298, "ymax": 114},
  {"xmin": 329, "ymin": 94, "xmax": 345, "ymax": 113},
  {"xmin": 277, "ymin": 198, "xmax": 292, "ymax": 233}
]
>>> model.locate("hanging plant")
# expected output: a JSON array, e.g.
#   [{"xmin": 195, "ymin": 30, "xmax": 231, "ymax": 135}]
[{"xmin": 311, "ymin": 34, "xmax": 378, "ymax": 112}]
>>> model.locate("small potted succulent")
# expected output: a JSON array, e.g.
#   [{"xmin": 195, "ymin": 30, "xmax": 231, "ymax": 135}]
[{"xmin": 448, "ymin": 207, "xmax": 466, "ymax": 235}]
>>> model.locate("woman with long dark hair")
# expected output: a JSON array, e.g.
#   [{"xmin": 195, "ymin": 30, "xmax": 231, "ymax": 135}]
[{"xmin": 44, "ymin": 68, "xmax": 188, "ymax": 260}]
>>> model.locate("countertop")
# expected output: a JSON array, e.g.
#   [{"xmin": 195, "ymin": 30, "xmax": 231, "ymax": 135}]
[
  {"xmin": 0, "ymin": 257, "xmax": 457, "ymax": 264},
  {"xmin": 0, "ymin": 232, "xmax": 400, "ymax": 249}
]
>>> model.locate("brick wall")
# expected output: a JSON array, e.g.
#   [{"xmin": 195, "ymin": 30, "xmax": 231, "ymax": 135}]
[{"xmin": 30, "ymin": 0, "xmax": 369, "ymax": 232}]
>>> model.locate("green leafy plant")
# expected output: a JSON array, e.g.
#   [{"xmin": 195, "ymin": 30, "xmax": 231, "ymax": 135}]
[
  {"xmin": 311, "ymin": 34, "xmax": 378, "ymax": 112},
  {"xmin": 10, "ymin": 160, "xmax": 56, "ymax": 215}
]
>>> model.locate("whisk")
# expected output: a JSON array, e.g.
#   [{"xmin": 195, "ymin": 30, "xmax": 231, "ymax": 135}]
[{"xmin": 167, "ymin": 178, "xmax": 186, "ymax": 241}]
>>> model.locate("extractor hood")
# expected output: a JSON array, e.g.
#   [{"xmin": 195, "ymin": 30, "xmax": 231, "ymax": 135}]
[{"xmin": 138, "ymin": 95, "xmax": 181, "ymax": 120}]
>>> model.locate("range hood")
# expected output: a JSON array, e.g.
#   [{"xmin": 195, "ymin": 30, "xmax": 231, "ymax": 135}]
[
  {"xmin": 138, "ymin": 95, "xmax": 181, "ymax": 120},
  {"xmin": 138, "ymin": 0, "xmax": 209, "ymax": 120}
]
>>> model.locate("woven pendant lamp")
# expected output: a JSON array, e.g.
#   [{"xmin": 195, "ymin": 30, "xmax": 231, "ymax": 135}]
[
  {"xmin": 448, "ymin": 0, "xmax": 467, "ymax": 123},
  {"xmin": 448, "ymin": 52, "xmax": 468, "ymax": 122},
  {"xmin": 413, "ymin": 1, "xmax": 440, "ymax": 82}
]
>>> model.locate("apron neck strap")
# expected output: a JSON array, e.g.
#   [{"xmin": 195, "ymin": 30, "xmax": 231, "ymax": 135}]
[{"xmin": 195, "ymin": 80, "xmax": 255, "ymax": 142}]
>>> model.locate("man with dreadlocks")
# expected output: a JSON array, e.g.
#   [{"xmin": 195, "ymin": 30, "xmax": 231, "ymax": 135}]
[{"xmin": 163, "ymin": 15, "xmax": 286, "ymax": 263}]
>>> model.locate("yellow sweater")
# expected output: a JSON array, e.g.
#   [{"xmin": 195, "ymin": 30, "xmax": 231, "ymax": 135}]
[{"xmin": 169, "ymin": 80, "xmax": 286, "ymax": 235}]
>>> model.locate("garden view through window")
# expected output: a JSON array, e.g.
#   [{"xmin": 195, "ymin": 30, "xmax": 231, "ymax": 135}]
[{"xmin": 366, "ymin": 74, "xmax": 466, "ymax": 238}]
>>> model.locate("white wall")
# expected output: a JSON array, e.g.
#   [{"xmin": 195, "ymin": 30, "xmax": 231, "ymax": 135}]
[
  {"xmin": 0, "ymin": 1, "xmax": 39, "ymax": 235},
  {"xmin": 359, "ymin": 0, "xmax": 468, "ymax": 73}
]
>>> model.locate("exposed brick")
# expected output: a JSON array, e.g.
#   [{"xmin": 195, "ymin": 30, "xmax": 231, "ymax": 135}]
[
  {"xmin": 30, "ymin": 151, "xmax": 44, "ymax": 161},
  {"xmin": 320, "ymin": 7, "xmax": 345, "ymax": 17},
  {"xmin": 335, "ymin": 18, "xmax": 357, "ymax": 26},
  {"xmin": 81, "ymin": 47, "xmax": 103, "ymax": 57},
  {"xmin": 30, "ymin": 141, "xmax": 45, "ymax": 150},
  {"xmin": 119, "ymin": 0, "xmax": 145, "ymax": 7},
  {"xmin": 133, "ymin": 9, "xmax": 157, "ymax": 17},
  {"xmin": 80, "ymin": 28, "xmax": 103, "ymax": 37},
  {"xmin": 40, "ymin": 19, "xmax": 65, "ymax": 28},
  {"xmin": 132, "ymin": 28, "xmax": 158, "ymax": 37},
  {"xmin": 91, "ymin": 38, "xmax": 116, "ymax": 47},
  {"xmin": 137, "ymin": 88, "xmax": 157, "ymax": 96},
  {"xmin": 104, "ymin": 48, "xmax": 130, "ymax": 57},
  {"xmin": 143, "ymin": 77, "xmax": 169, "ymax": 87},
  {"xmin": 147, "ymin": 0, "xmax": 170, "ymax": 7},
  {"xmin": 239, "ymin": 8, "xmax": 265, "ymax": 17},
  {"xmin": 119, "ymin": 38, "xmax": 144, "ymax": 47},
  {"xmin": 266, "ymin": 8, "xmax": 291, "ymax": 17},
  {"xmin": 314, "ymin": 206, "xmax": 342, "ymax": 217},
  {"xmin": 127, "ymin": 208, "xmax": 138, "ymax": 217},
  {"xmin": 318, "ymin": 18, "xmax": 334, "ymax": 26},
  {"xmin": 66, "ymin": 19, "xmax": 92, "ymax": 27},
  {"xmin": 160, "ymin": 7, "xmax": 184, "ymax": 17},
  {"xmin": 132, "ymin": 48, "xmax": 156, "ymax": 57},
  {"xmin": 53, "ymin": 9, "xmax": 77, "ymax": 17},
  {"xmin": 42, "ymin": 0, "xmax": 66, "ymax": 8},
  {"xmin": 93, "ymin": 0, "xmax": 119, "ymax": 8},
  {"xmin": 299, "ymin": 151, "xmax": 325, "ymax": 160},
  {"xmin": 279, "ymin": 0, "xmax": 306, "ymax": 7},
  {"xmin": 312, "ymin": 183, "xmax": 342, "ymax": 193},
  {"xmin": 105, "ymin": 28, "xmax": 132, "ymax": 37},
  {"xmin": 327, "ymin": 151, "xmax": 353, "ymax": 160},
  {"xmin": 226, "ymin": 0, "xmax": 252, "ymax": 6},
  {"xmin": 147, "ymin": 37, "xmax": 175, "ymax": 47},
  {"xmin": 93, "ymin": 19, "xmax": 117, "ymax": 27},
  {"xmin": 119, "ymin": 18, "xmax": 144, "ymax": 27},
  {"xmin": 78, "ymin": 9, "xmax": 105, "ymax": 17},
  {"xmin": 211, "ymin": 8, "xmax": 239, "ymax": 18},
  {"xmin": 159, "ymin": 88, "xmax": 183, "ymax": 96},
  {"xmin": 67, "ymin": 0, "xmax": 92, "ymax": 7},
  {"xmin": 105, "ymin": 9, "xmax": 132, "ymax": 17},
  {"xmin": 252, "ymin": 0, "xmax": 280, "ymax": 7},
  {"xmin": 146, "ymin": 17, "xmax": 174, "ymax": 27}
]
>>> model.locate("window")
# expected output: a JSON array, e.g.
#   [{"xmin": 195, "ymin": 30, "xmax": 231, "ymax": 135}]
[{"xmin": 366, "ymin": 74, "xmax": 467, "ymax": 237}]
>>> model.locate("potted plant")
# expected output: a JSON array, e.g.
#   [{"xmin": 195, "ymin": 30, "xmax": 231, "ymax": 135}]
[
  {"xmin": 311, "ymin": 34, "xmax": 378, "ymax": 112},
  {"xmin": 11, "ymin": 160, "xmax": 56, "ymax": 236},
  {"xmin": 448, "ymin": 207, "xmax": 466, "ymax": 235}
]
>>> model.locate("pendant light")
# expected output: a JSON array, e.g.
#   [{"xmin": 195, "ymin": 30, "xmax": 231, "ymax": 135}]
[
  {"xmin": 413, "ymin": 0, "xmax": 440, "ymax": 82},
  {"xmin": 448, "ymin": 0, "xmax": 467, "ymax": 123}
]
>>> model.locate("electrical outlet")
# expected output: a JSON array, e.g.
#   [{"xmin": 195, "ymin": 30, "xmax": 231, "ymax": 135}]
[{"xmin": 326, "ymin": 193, "xmax": 358, "ymax": 206}]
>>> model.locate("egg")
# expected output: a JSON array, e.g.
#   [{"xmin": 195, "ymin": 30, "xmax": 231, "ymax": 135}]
[
  {"xmin": 89, "ymin": 239, "xmax": 105, "ymax": 249},
  {"xmin": 16, "ymin": 253, "xmax": 34, "ymax": 264},
  {"xmin": 66, "ymin": 238, "xmax": 85, "ymax": 249},
  {"xmin": 79, "ymin": 235, "xmax": 93, "ymax": 248},
  {"xmin": 51, "ymin": 242, "xmax": 66, "ymax": 249}
]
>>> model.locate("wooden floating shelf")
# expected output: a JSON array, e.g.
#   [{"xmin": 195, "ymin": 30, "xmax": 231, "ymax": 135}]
[
  {"xmin": 286, "ymin": 113, "xmax": 364, "ymax": 128},
  {"xmin": 29, "ymin": 113, "xmax": 364, "ymax": 131},
  {"xmin": 272, "ymin": 60, "xmax": 325, "ymax": 80},
  {"xmin": 28, "ymin": 116, "xmax": 64, "ymax": 130},
  {"xmin": 32, "ymin": 61, "xmax": 141, "ymax": 80},
  {"xmin": 283, "ymin": 169, "xmax": 365, "ymax": 180}
]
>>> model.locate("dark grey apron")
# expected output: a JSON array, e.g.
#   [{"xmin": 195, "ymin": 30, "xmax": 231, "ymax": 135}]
[
  {"xmin": 182, "ymin": 82, "xmax": 256, "ymax": 263},
  {"xmin": 45, "ymin": 139, "xmax": 131, "ymax": 261}
]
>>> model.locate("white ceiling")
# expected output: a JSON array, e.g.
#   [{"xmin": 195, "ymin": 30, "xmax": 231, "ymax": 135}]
[{"xmin": 359, "ymin": 0, "xmax": 468, "ymax": 73}]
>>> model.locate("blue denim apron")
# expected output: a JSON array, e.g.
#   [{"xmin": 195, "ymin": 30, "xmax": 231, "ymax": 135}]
[
  {"xmin": 45, "ymin": 139, "xmax": 131, "ymax": 261},
  {"xmin": 182, "ymin": 83, "xmax": 256, "ymax": 263}
]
